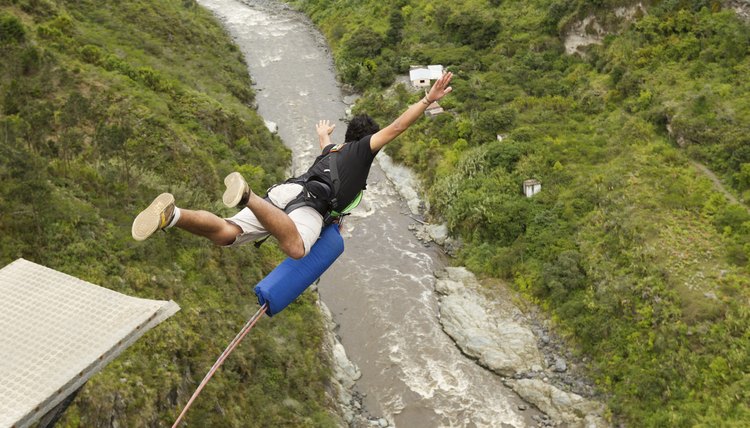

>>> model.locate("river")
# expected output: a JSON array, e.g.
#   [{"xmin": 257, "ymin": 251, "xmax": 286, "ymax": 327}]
[{"xmin": 196, "ymin": 1, "xmax": 540, "ymax": 426}]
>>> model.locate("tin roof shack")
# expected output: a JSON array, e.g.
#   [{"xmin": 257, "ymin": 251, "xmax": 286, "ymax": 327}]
[
  {"xmin": 523, "ymin": 179, "xmax": 542, "ymax": 197},
  {"xmin": 424, "ymin": 101, "xmax": 444, "ymax": 117}
]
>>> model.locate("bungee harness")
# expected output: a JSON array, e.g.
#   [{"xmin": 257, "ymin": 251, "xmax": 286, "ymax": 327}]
[
  {"xmin": 282, "ymin": 142, "xmax": 364, "ymax": 223},
  {"xmin": 255, "ymin": 143, "xmax": 363, "ymax": 248}
]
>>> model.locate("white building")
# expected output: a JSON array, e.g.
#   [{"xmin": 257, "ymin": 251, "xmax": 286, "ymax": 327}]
[{"xmin": 409, "ymin": 64, "xmax": 444, "ymax": 87}]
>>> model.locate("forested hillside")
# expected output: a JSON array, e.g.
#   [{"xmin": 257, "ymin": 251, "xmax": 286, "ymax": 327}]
[
  {"xmin": 287, "ymin": 0, "xmax": 750, "ymax": 425},
  {"xmin": 0, "ymin": 0, "xmax": 337, "ymax": 426}
]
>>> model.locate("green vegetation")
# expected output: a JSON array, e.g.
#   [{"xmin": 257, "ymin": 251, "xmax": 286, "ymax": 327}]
[
  {"xmin": 1, "ymin": 0, "xmax": 337, "ymax": 426},
  {"xmin": 287, "ymin": 0, "xmax": 750, "ymax": 425}
]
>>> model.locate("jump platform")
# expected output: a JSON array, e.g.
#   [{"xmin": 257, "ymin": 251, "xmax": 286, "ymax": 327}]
[{"xmin": 0, "ymin": 259, "xmax": 179, "ymax": 428}]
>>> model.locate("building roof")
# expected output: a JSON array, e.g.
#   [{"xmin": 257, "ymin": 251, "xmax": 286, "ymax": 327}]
[{"xmin": 409, "ymin": 64, "xmax": 444, "ymax": 81}]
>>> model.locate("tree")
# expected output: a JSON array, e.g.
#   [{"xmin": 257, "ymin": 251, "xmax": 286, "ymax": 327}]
[
  {"xmin": 476, "ymin": 106, "xmax": 518, "ymax": 138},
  {"xmin": 386, "ymin": 10, "xmax": 403, "ymax": 45},
  {"xmin": 342, "ymin": 26, "xmax": 384, "ymax": 60},
  {"xmin": 441, "ymin": 9, "xmax": 501, "ymax": 49}
]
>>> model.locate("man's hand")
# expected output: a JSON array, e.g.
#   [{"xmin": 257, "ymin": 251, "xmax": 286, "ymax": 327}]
[
  {"xmin": 426, "ymin": 71, "xmax": 453, "ymax": 103},
  {"xmin": 316, "ymin": 120, "xmax": 335, "ymax": 138},
  {"xmin": 316, "ymin": 120, "xmax": 336, "ymax": 150}
]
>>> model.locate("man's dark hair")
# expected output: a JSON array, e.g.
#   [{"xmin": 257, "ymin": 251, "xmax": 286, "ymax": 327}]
[{"xmin": 345, "ymin": 114, "xmax": 380, "ymax": 142}]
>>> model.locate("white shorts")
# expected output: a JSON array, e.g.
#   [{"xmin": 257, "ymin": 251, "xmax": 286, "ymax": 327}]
[{"xmin": 224, "ymin": 183, "xmax": 323, "ymax": 256}]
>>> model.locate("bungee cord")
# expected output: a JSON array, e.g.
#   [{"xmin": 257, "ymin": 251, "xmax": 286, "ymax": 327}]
[{"xmin": 172, "ymin": 303, "xmax": 268, "ymax": 427}]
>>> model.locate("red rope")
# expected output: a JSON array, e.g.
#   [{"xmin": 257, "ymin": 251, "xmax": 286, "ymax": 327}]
[{"xmin": 171, "ymin": 303, "xmax": 268, "ymax": 427}]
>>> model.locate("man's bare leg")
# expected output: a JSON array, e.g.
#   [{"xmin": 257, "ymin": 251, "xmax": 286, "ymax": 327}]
[
  {"xmin": 222, "ymin": 171, "xmax": 306, "ymax": 259},
  {"xmin": 178, "ymin": 201, "xmax": 304, "ymax": 258},
  {"xmin": 133, "ymin": 185, "xmax": 304, "ymax": 258},
  {"xmin": 132, "ymin": 193, "xmax": 242, "ymax": 245},
  {"xmin": 174, "ymin": 209, "xmax": 243, "ymax": 247},
  {"xmin": 243, "ymin": 193, "xmax": 305, "ymax": 259}
]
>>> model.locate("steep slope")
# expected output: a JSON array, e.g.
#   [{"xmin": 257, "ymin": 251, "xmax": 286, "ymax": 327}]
[
  {"xmin": 287, "ymin": 0, "xmax": 750, "ymax": 425},
  {"xmin": 1, "ymin": 0, "xmax": 337, "ymax": 426}
]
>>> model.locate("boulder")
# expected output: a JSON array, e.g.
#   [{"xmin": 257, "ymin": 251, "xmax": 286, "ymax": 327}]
[{"xmin": 264, "ymin": 120, "xmax": 278, "ymax": 133}]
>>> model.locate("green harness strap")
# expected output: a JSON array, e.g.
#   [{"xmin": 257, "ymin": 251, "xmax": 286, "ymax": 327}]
[{"xmin": 329, "ymin": 190, "xmax": 363, "ymax": 218}]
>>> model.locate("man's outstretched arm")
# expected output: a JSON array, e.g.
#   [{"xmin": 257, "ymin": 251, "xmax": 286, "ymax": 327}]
[{"xmin": 369, "ymin": 71, "xmax": 453, "ymax": 153}]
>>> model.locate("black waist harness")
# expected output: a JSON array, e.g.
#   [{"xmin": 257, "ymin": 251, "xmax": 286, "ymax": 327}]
[{"xmin": 265, "ymin": 146, "xmax": 352, "ymax": 225}]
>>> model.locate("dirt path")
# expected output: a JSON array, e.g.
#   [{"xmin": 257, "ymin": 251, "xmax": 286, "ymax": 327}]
[{"xmin": 690, "ymin": 160, "xmax": 748, "ymax": 210}]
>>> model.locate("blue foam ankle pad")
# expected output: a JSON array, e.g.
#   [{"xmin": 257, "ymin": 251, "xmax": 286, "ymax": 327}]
[{"xmin": 254, "ymin": 224, "xmax": 344, "ymax": 316}]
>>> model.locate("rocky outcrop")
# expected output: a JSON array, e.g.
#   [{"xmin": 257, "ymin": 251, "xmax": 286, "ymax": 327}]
[
  {"xmin": 376, "ymin": 152, "xmax": 425, "ymax": 215},
  {"xmin": 409, "ymin": 222, "xmax": 462, "ymax": 256},
  {"xmin": 564, "ymin": 0, "xmax": 747, "ymax": 55},
  {"xmin": 726, "ymin": 0, "xmax": 750, "ymax": 21},
  {"xmin": 564, "ymin": 16, "xmax": 607, "ymax": 55},
  {"xmin": 264, "ymin": 120, "xmax": 278, "ymax": 134},
  {"xmin": 563, "ymin": 3, "xmax": 647, "ymax": 55},
  {"xmin": 433, "ymin": 267, "xmax": 609, "ymax": 428},
  {"xmin": 508, "ymin": 379, "xmax": 608, "ymax": 428},
  {"xmin": 416, "ymin": 223, "xmax": 449, "ymax": 245},
  {"xmin": 435, "ymin": 268, "xmax": 543, "ymax": 376},
  {"xmin": 318, "ymin": 300, "xmax": 361, "ymax": 425}
]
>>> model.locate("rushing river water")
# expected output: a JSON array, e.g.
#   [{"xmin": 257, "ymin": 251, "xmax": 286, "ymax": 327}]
[{"xmin": 197, "ymin": 1, "xmax": 541, "ymax": 426}]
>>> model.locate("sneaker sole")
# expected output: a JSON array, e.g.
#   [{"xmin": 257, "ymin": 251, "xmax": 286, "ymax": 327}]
[
  {"xmin": 132, "ymin": 193, "xmax": 175, "ymax": 241},
  {"xmin": 223, "ymin": 172, "xmax": 248, "ymax": 208}
]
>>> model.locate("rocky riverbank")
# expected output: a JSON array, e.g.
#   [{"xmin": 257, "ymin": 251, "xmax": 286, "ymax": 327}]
[
  {"xmin": 318, "ymin": 238, "xmax": 610, "ymax": 427},
  {"xmin": 432, "ymin": 266, "xmax": 608, "ymax": 427},
  {"xmin": 376, "ymin": 137, "xmax": 610, "ymax": 427}
]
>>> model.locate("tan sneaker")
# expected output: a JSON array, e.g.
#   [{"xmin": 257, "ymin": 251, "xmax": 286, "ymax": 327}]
[
  {"xmin": 131, "ymin": 193, "xmax": 175, "ymax": 241},
  {"xmin": 222, "ymin": 172, "xmax": 251, "ymax": 208}
]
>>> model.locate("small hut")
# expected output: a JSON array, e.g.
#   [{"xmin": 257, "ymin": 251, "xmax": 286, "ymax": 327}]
[{"xmin": 523, "ymin": 179, "xmax": 542, "ymax": 197}]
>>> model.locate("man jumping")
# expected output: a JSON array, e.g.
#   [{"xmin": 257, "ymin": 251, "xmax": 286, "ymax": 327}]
[{"xmin": 131, "ymin": 72, "xmax": 453, "ymax": 258}]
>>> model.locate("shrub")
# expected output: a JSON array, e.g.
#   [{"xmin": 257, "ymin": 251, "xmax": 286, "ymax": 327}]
[
  {"xmin": 475, "ymin": 105, "xmax": 518, "ymax": 138},
  {"xmin": 0, "ymin": 12, "xmax": 25, "ymax": 44}
]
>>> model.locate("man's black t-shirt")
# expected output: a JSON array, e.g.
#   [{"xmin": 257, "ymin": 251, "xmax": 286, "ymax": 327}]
[{"xmin": 306, "ymin": 135, "xmax": 376, "ymax": 210}]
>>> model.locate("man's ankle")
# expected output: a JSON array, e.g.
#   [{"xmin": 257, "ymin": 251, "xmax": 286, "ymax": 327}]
[{"xmin": 166, "ymin": 207, "xmax": 181, "ymax": 228}]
